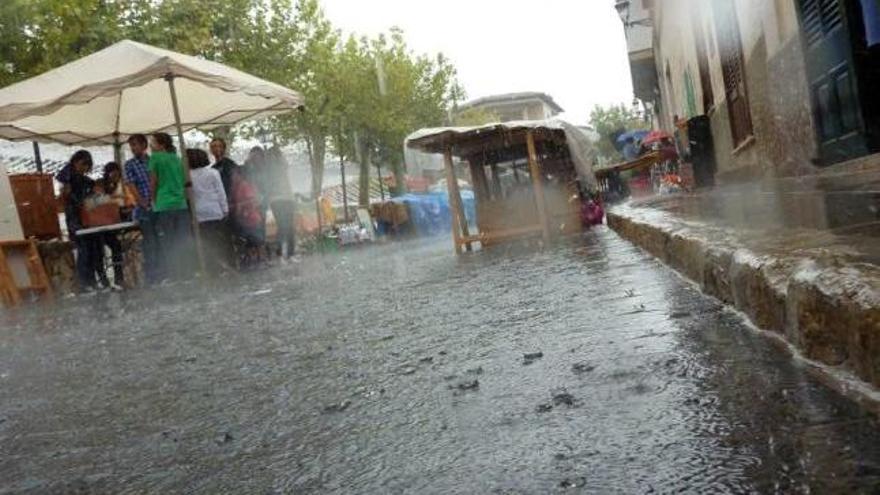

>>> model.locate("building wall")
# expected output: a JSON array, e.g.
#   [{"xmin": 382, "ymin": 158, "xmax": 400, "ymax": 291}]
[
  {"xmin": 651, "ymin": 0, "xmax": 818, "ymax": 182},
  {"xmin": 622, "ymin": 0, "xmax": 653, "ymax": 54},
  {"xmin": 482, "ymin": 101, "xmax": 555, "ymax": 122}
]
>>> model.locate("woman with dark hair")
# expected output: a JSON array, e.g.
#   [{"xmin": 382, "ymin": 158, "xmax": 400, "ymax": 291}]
[
  {"xmin": 100, "ymin": 162, "xmax": 126, "ymax": 210},
  {"xmin": 60, "ymin": 150, "xmax": 99, "ymax": 291},
  {"xmin": 149, "ymin": 132, "xmax": 193, "ymax": 280},
  {"xmin": 151, "ymin": 132, "xmax": 176, "ymax": 154},
  {"xmin": 187, "ymin": 148, "xmax": 229, "ymax": 274}
]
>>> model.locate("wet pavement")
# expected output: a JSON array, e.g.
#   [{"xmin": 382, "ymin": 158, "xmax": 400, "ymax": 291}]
[{"xmin": 2, "ymin": 228, "xmax": 880, "ymax": 494}]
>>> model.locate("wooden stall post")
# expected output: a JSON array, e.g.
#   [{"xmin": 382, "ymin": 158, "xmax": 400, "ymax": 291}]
[
  {"xmin": 451, "ymin": 156, "xmax": 472, "ymax": 251},
  {"xmin": 443, "ymin": 146, "xmax": 464, "ymax": 254},
  {"xmin": 452, "ymin": 162, "xmax": 472, "ymax": 252},
  {"xmin": 526, "ymin": 131, "xmax": 551, "ymax": 244}
]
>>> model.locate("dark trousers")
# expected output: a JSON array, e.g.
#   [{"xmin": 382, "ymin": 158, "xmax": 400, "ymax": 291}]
[
  {"xmin": 73, "ymin": 234, "xmax": 100, "ymax": 290},
  {"xmin": 271, "ymin": 200, "xmax": 296, "ymax": 257},
  {"xmin": 200, "ymin": 219, "xmax": 230, "ymax": 275},
  {"xmin": 155, "ymin": 209, "xmax": 194, "ymax": 280},
  {"xmin": 138, "ymin": 212, "xmax": 161, "ymax": 285},
  {"xmin": 96, "ymin": 232, "xmax": 124, "ymax": 286}
]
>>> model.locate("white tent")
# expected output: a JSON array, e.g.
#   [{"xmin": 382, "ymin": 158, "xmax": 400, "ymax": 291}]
[
  {"xmin": 0, "ymin": 40, "xmax": 304, "ymax": 146},
  {"xmin": 0, "ymin": 40, "xmax": 305, "ymax": 268}
]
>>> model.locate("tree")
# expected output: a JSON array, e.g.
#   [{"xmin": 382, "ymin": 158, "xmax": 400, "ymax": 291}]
[
  {"xmin": 365, "ymin": 29, "xmax": 462, "ymax": 197},
  {"xmin": 589, "ymin": 104, "xmax": 649, "ymax": 161},
  {"xmin": 0, "ymin": 0, "xmax": 464, "ymax": 205},
  {"xmin": 0, "ymin": 0, "xmax": 128, "ymax": 87}
]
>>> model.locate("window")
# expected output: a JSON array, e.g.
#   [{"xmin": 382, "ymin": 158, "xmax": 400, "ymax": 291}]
[
  {"xmin": 713, "ymin": 0, "xmax": 754, "ymax": 147},
  {"xmin": 801, "ymin": 0, "xmax": 844, "ymax": 46}
]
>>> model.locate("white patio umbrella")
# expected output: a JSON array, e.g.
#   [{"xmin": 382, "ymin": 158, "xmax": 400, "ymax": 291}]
[
  {"xmin": 0, "ymin": 39, "xmax": 304, "ymax": 146},
  {"xmin": 0, "ymin": 39, "xmax": 306, "ymax": 271}
]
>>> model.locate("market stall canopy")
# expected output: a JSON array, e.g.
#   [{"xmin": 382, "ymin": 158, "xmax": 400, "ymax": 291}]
[
  {"xmin": 406, "ymin": 119, "xmax": 598, "ymax": 189},
  {"xmin": 0, "ymin": 40, "xmax": 304, "ymax": 146}
]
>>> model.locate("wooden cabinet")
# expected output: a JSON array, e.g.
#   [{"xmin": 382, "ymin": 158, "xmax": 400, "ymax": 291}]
[{"xmin": 9, "ymin": 174, "xmax": 62, "ymax": 240}]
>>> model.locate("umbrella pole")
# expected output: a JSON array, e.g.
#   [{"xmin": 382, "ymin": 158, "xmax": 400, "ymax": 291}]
[
  {"xmin": 165, "ymin": 74, "xmax": 206, "ymax": 275},
  {"xmin": 32, "ymin": 141, "xmax": 43, "ymax": 173},
  {"xmin": 112, "ymin": 133, "xmax": 123, "ymax": 166}
]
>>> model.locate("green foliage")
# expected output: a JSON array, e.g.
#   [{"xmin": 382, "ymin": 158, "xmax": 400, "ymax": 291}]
[
  {"xmin": 588, "ymin": 104, "xmax": 649, "ymax": 162},
  {"xmin": 0, "ymin": 0, "xmax": 463, "ymax": 198}
]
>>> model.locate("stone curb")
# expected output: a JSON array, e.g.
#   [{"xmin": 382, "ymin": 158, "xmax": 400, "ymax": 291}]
[{"xmin": 607, "ymin": 207, "xmax": 880, "ymax": 410}]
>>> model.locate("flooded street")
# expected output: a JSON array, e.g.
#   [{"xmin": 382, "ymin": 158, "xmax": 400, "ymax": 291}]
[{"xmin": 2, "ymin": 228, "xmax": 880, "ymax": 494}]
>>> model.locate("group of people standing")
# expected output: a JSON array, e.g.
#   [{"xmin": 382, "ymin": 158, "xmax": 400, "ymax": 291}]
[{"xmin": 61, "ymin": 133, "xmax": 297, "ymax": 292}]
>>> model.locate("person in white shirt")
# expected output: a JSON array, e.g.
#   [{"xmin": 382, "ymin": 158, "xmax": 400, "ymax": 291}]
[{"xmin": 186, "ymin": 148, "xmax": 229, "ymax": 274}]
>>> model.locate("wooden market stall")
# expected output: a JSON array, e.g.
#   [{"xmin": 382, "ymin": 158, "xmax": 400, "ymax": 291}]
[{"xmin": 406, "ymin": 119, "xmax": 598, "ymax": 253}]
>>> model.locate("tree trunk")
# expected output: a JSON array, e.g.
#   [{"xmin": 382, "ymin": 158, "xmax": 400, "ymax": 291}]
[
  {"xmin": 391, "ymin": 159, "xmax": 407, "ymax": 196},
  {"xmin": 358, "ymin": 141, "xmax": 372, "ymax": 207},
  {"xmin": 308, "ymin": 134, "xmax": 326, "ymax": 199}
]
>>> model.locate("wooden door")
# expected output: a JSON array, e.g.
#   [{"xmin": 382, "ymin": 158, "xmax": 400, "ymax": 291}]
[
  {"xmin": 713, "ymin": 0, "xmax": 754, "ymax": 147},
  {"xmin": 796, "ymin": 0, "xmax": 869, "ymax": 164}
]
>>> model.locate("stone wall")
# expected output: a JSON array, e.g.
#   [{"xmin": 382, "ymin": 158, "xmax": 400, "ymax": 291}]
[
  {"xmin": 36, "ymin": 230, "xmax": 145, "ymax": 295},
  {"xmin": 763, "ymin": 36, "xmax": 819, "ymax": 177},
  {"xmin": 37, "ymin": 241, "xmax": 76, "ymax": 295}
]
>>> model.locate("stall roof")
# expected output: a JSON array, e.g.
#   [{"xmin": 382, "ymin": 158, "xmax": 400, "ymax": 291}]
[
  {"xmin": 0, "ymin": 40, "xmax": 304, "ymax": 146},
  {"xmin": 406, "ymin": 119, "xmax": 598, "ymax": 188}
]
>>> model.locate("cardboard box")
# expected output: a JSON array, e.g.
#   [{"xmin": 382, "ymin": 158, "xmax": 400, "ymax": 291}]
[{"xmin": 81, "ymin": 202, "xmax": 121, "ymax": 227}]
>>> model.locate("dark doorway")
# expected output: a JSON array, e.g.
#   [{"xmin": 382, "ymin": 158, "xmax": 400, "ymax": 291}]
[
  {"xmin": 795, "ymin": 0, "xmax": 880, "ymax": 165},
  {"xmin": 849, "ymin": 0, "xmax": 880, "ymax": 153}
]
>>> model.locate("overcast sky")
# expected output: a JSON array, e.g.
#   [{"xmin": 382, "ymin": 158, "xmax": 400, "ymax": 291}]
[{"xmin": 320, "ymin": 0, "xmax": 634, "ymax": 125}]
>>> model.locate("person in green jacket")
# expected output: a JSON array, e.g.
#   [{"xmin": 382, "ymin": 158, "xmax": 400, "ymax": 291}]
[{"xmin": 149, "ymin": 132, "xmax": 194, "ymax": 280}]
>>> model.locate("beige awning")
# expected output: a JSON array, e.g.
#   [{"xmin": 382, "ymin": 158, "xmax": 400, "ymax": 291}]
[{"xmin": 0, "ymin": 40, "xmax": 304, "ymax": 146}]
